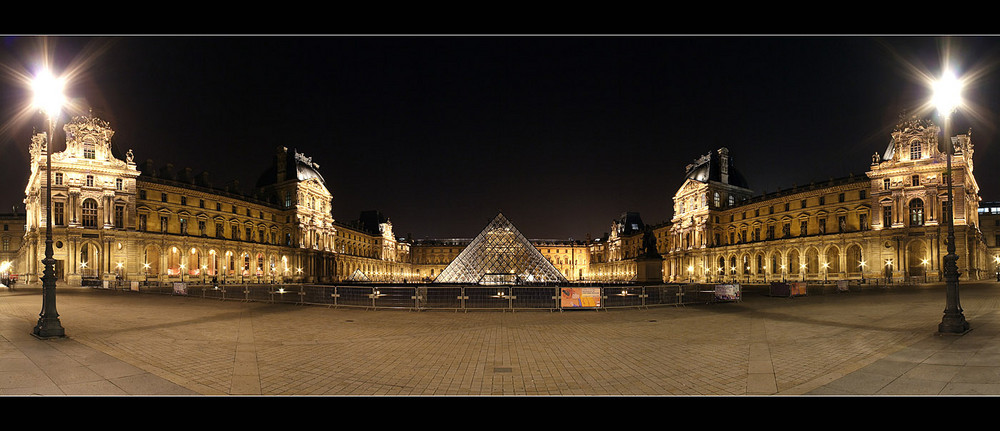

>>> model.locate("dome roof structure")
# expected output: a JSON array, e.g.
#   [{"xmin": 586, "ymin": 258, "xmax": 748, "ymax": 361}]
[
  {"xmin": 256, "ymin": 147, "xmax": 325, "ymax": 188},
  {"xmin": 683, "ymin": 149, "xmax": 749, "ymax": 189}
]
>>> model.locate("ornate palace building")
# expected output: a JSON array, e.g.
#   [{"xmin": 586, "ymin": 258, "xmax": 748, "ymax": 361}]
[{"xmin": 2, "ymin": 114, "xmax": 990, "ymax": 286}]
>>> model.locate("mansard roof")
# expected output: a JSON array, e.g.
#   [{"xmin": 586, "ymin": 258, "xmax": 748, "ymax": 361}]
[{"xmin": 684, "ymin": 149, "xmax": 749, "ymax": 189}]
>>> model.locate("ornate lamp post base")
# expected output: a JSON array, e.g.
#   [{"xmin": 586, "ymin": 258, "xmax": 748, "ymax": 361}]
[{"xmin": 938, "ymin": 314, "xmax": 970, "ymax": 335}]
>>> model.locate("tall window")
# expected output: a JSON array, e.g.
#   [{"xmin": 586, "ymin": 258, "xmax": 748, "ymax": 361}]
[
  {"xmin": 859, "ymin": 213, "xmax": 868, "ymax": 231},
  {"xmin": 54, "ymin": 173, "xmax": 63, "ymax": 185},
  {"xmin": 81, "ymin": 199, "xmax": 98, "ymax": 227},
  {"xmin": 53, "ymin": 201, "xmax": 64, "ymax": 225},
  {"xmin": 139, "ymin": 214, "xmax": 147, "ymax": 231},
  {"xmin": 883, "ymin": 178, "xmax": 891, "ymax": 190},
  {"xmin": 782, "ymin": 223, "xmax": 790, "ymax": 238},
  {"xmin": 800, "ymin": 220, "xmax": 808, "ymax": 236},
  {"xmin": 86, "ymin": 175, "xmax": 94, "ymax": 187},
  {"xmin": 713, "ymin": 192, "xmax": 720, "ymax": 208},
  {"xmin": 883, "ymin": 205, "xmax": 893, "ymax": 227},
  {"xmin": 909, "ymin": 199, "xmax": 925, "ymax": 226},
  {"xmin": 139, "ymin": 190, "xmax": 146, "ymax": 200},
  {"xmin": 116, "ymin": 178, "xmax": 123, "ymax": 190},
  {"xmin": 942, "ymin": 200, "xmax": 953, "ymax": 224},
  {"xmin": 818, "ymin": 218, "xmax": 826, "ymax": 234},
  {"xmin": 912, "ymin": 175, "xmax": 920, "ymax": 187},
  {"xmin": 114, "ymin": 205, "xmax": 124, "ymax": 228},
  {"xmin": 179, "ymin": 218, "xmax": 187, "ymax": 234},
  {"xmin": 285, "ymin": 191, "xmax": 292, "ymax": 208},
  {"xmin": 83, "ymin": 140, "xmax": 95, "ymax": 159},
  {"xmin": 160, "ymin": 216, "xmax": 168, "ymax": 233},
  {"xmin": 910, "ymin": 141, "xmax": 922, "ymax": 160},
  {"xmin": 215, "ymin": 223, "xmax": 223, "ymax": 238}
]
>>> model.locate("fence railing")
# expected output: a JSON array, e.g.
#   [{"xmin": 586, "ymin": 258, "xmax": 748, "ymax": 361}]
[{"xmin": 88, "ymin": 278, "xmax": 919, "ymax": 311}]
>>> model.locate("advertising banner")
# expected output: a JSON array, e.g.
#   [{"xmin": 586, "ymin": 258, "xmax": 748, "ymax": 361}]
[
  {"xmin": 172, "ymin": 282, "xmax": 188, "ymax": 295},
  {"xmin": 561, "ymin": 287, "xmax": 601, "ymax": 308},
  {"xmin": 714, "ymin": 284, "xmax": 741, "ymax": 301}
]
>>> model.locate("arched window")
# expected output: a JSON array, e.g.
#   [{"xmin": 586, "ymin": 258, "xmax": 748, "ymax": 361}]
[
  {"xmin": 81, "ymin": 198, "xmax": 98, "ymax": 227},
  {"xmin": 910, "ymin": 140, "xmax": 922, "ymax": 160},
  {"xmin": 910, "ymin": 199, "xmax": 925, "ymax": 226},
  {"xmin": 713, "ymin": 192, "xmax": 721, "ymax": 208}
]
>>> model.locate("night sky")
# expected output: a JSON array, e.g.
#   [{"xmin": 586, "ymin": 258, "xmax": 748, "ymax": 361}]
[{"xmin": 2, "ymin": 36, "xmax": 1000, "ymax": 240}]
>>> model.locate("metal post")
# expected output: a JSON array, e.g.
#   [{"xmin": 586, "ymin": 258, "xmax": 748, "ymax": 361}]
[
  {"xmin": 34, "ymin": 114, "xmax": 65, "ymax": 338},
  {"xmin": 939, "ymin": 115, "xmax": 969, "ymax": 333}
]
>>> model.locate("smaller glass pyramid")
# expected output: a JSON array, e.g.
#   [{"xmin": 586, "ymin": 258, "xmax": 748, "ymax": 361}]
[
  {"xmin": 346, "ymin": 269, "xmax": 371, "ymax": 282},
  {"xmin": 435, "ymin": 213, "xmax": 567, "ymax": 284}
]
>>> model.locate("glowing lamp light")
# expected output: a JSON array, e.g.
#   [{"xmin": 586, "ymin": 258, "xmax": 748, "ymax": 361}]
[
  {"xmin": 32, "ymin": 69, "xmax": 67, "ymax": 118},
  {"xmin": 932, "ymin": 69, "xmax": 964, "ymax": 116}
]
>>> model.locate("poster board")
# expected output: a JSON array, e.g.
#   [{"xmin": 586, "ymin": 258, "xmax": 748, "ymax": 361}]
[
  {"xmin": 130, "ymin": 281, "xmax": 140, "ymax": 291},
  {"xmin": 836, "ymin": 280, "xmax": 849, "ymax": 292},
  {"xmin": 789, "ymin": 282, "xmax": 807, "ymax": 296},
  {"xmin": 172, "ymin": 282, "xmax": 188, "ymax": 295},
  {"xmin": 560, "ymin": 287, "xmax": 601, "ymax": 308},
  {"xmin": 714, "ymin": 284, "xmax": 741, "ymax": 301},
  {"xmin": 769, "ymin": 282, "xmax": 790, "ymax": 297}
]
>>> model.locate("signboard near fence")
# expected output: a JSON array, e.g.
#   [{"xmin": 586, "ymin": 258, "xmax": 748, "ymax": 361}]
[
  {"xmin": 560, "ymin": 287, "xmax": 601, "ymax": 308},
  {"xmin": 789, "ymin": 282, "xmax": 807, "ymax": 296},
  {"xmin": 172, "ymin": 282, "xmax": 187, "ymax": 295},
  {"xmin": 836, "ymin": 280, "xmax": 849, "ymax": 292},
  {"xmin": 714, "ymin": 284, "xmax": 741, "ymax": 301},
  {"xmin": 131, "ymin": 281, "xmax": 139, "ymax": 291}
]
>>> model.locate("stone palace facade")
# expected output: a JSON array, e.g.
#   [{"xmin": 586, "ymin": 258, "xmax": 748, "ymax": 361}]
[{"xmin": 1, "ymin": 114, "xmax": 990, "ymax": 285}]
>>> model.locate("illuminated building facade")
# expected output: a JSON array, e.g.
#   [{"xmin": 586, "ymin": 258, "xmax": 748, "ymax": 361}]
[
  {"xmin": 5, "ymin": 114, "xmax": 990, "ymax": 285},
  {"xmin": 658, "ymin": 116, "xmax": 988, "ymax": 283}
]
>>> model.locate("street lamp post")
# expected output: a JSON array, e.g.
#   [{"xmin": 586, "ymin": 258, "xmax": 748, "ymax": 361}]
[
  {"xmin": 935, "ymin": 69, "xmax": 970, "ymax": 334},
  {"xmin": 859, "ymin": 261, "xmax": 866, "ymax": 284},
  {"xmin": 32, "ymin": 69, "xmax": 66, "ymax": 338}
]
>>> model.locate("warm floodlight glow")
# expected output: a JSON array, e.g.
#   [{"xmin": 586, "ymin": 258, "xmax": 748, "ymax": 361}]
[
  {"xmin": 932, "ymin": 69, "xmax": 963, "ymax": 116},
  {"xmin": 32, "ymin": 68, "xmax": 66, "ymax": 118}
]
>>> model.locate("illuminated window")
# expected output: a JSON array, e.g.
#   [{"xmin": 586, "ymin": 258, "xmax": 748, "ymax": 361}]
[
  {"xmin": 81, "ymin": 199, "xmax": 98, "ymax": 228},
  {"xmin": 83, "ymin": 139, "xmax": 95, "ymax": 159},
  {"xmin": 53, "ymin": 201, "xmax": 64, "ymax": 225},
  {"xmin": 909, "ymin": 199, "xmax": 924, "ymax": 226},
  {"xmin": 910, "ymin": 141, "xmax": 922, "ymax": 160}
]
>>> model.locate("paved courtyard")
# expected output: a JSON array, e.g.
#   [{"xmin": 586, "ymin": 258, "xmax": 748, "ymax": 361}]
[{"xmin": 1, "ymin": 281, "xmax": 999, "ymax": 396}]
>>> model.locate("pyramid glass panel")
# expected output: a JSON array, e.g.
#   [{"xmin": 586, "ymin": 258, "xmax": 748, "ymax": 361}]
[{"xmin": 435, "ymin": 213, "xmax": 567, "ymax": 284}]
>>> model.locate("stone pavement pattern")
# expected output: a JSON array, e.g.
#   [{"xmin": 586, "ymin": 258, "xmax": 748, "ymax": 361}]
[{"xmin": 0, "ymin": 282, "xmax": 998, "ymax": 395}]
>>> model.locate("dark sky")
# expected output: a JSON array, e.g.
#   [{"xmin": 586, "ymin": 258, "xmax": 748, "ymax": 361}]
[{"xmin": 2, "ymin": 36, "xmax": 1000, "ymax": 240}]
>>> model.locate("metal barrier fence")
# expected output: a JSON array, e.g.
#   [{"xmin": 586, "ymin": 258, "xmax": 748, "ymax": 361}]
[{"xmin": 90, "ymin": 278, "xmax": 919, "ymax": 311}]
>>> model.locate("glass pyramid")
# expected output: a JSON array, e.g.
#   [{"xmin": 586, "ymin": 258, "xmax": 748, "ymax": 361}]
[
  {"xmin": 435, "ymin": 213, "xmax": 567, "ymax": 284},
  {"xmin": 346, "ymin": 269, "xmax": 370, "ymax": 282}
]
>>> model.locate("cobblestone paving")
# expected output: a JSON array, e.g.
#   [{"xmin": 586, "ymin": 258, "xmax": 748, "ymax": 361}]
[{"xmin": 8, "ymin": 283, "xmax": 997, "ymax": 395}]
